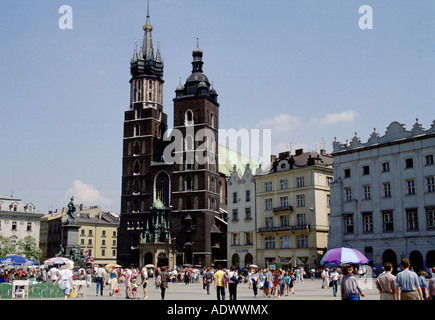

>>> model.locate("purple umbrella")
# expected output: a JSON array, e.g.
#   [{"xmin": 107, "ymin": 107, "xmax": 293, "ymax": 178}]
[{"xmin": 320, "ymin": 247, "xmax": 369, "ymax": 265}]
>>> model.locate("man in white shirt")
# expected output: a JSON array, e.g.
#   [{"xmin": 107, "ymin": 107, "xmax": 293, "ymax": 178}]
[
  {"xmin": 95, "ymin": 265, "xmax": 107, "ymax": 296},
  {"xmin": 49, "ymin": 266, "xmax": 61, "ymax": 283}
]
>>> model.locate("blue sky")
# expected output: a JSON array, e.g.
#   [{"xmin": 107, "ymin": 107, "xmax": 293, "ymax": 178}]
[{"xmin": 0, "ymin": 0, "xmax": 434, "ymax": 213}]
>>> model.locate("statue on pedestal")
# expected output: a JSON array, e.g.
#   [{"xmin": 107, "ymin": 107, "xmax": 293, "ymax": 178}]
[{"xmin": 66, "ymin": 196, "xmax": 77, "ymax": 225}]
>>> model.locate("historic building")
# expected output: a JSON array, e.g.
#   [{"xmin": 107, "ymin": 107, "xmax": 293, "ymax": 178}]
[
  {"xmin": 40, "ymin": 204, "xmax": 119, "ymax": 265},
  {"xmin": 254, "ymin": 149, "xmax": 333, "ymax": 268},
  {"xmin": 330, "ymin": 120, "xmax": 435, "ymax": 273},
  {"xmin": 227, "ymin": 164, "xmax": 257, "ymax": 268},
  {"xmin": 0, "ymin": 195, "xmax": 43, "ymax": 255},
  {"xmin": 117, "ymin": 6, "xmax": 227, "ymax": 268}
]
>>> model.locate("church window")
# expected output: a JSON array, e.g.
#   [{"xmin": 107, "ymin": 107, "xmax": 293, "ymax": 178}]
[
  {"xmin": 148, "ymin": 80, "xmax": 153, "ymax": 100},
  {"xmin": 134, "ymin": 124, "xmax": 140, "ymax": 137},
  {"xmin": 134, "ymin": 141, "xmax": 140, "ymax": 155},
  {"xmin": 155, "ymin": 172, "xmax": 170, "ymax": 207},
  {"xmin": 185, "ymin": 110, "xmax": 194, "ymax": 126}
]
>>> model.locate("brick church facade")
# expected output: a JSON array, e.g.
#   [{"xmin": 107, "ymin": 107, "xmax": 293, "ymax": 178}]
[{"xmin": 117, "ymin": 6, "xmax": 227, "ymax": 268}]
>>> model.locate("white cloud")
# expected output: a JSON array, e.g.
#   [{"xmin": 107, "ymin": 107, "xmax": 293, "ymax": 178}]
[
  {"xmin": 64, "ymin": 180, "xmax": 113, "ymax": 210},
  {"xmin": 311, "ymin": 109, "xmax": 360, "ymax": 125},
  {"xmin": 257, "ymin": 113, "xmax": 300, "ymax": 134}
]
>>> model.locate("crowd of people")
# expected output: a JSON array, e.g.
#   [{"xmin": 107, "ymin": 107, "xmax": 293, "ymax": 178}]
[{"xmin": 1, "ymin": 259, "xmax": 434, "ymax": 301}]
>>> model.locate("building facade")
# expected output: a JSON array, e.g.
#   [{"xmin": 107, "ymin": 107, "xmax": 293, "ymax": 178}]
[
  {"xmin": 118, "ymin": 6, "xmax": 227, "ymax": 268},
  {"xmin": 0, "ymin": 196, "xmax": 43, "ymax": 256},
  {"xmin": 254, "ymin": 149, "xmax": 333, "ymax": 268},
  {"xmin": 227, "ymin": 164, "xmax": 257, "ymax": 268},
  {"xmin": 330, "ymin": 120, "xmax": 435, "ymax": 273},
  {"xmin": 40, "ymin": 204, "xmax": 119, "ymax": 265}
]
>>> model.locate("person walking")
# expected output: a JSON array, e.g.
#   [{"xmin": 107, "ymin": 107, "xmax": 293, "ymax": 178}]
[
  {"xmin": 330, "ymin": 267, "xmax": 340, "ymax": 297},
  {"xmin": 419, "ymin": 271, "xmax": 428, "ymax": 300},
  {"xmin": 53, "ymin": 262, "xmax": 74, "ymax": 300},
  {"xmin": 428, "ymin": 266, "xmax": 435, "ymax": 300},
  {"xmin": 159, "ymin": 267, "xmax": 170, "ymax": 300},
  {"xmin": 375, "ymin": 262, "xmax": 396, "ymax": 300},
  {"xmin": 124, "ymin": 265, "xmax": 133, "ymax": 299},
  {"xmin": 214, "ymin": 264, "xmax": 226, "ymax": 300},
  {"xmin": 250, "ymin": 268, "xmax": 259, "ymax": 298},
  {"xmin": 340, "ymin": 265, "xmax": 365, "ymax": 300},
  {"xmin": 140, "ymin": 267, "xmax": 149, "ymax": 299},
  {"xmin": 95, "ymin": 264, "xmax": 107, "ymax": 296},
  {"xmin": 85, "ymin": 266, "xmax": 93, "ymax": 287},
  {"xmin": 49, "ymin": 265, "xmax": 61, "ymax": 283},
  {"xmin": 109, "ymin": 267, "xmax": 119, "ymax": 296},
  {"xmin": 204, "ymin": 267, "xmax": 213, "ymax": 295},
  {"xmin": 277, "ymin": 270, "xmax": 285, "ymax": 298},
  {"xmin": 395, "ymin": 258, "xmax": 423, "ymax": 300},
  {"xmin": 228, "ymin": 266, "xmax": 239, "ymax": 300},
  {"xmin": 321, "ymin": 268, "xmax": 329, "ymax": 289}
]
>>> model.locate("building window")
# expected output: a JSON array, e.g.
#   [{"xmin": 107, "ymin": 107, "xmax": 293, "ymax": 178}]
[
  {"xmin": 88, "ymin": 230, "xmax": 93, "ymax": 236},
  {"xmin": 327, "ymin": 194, "xmax": 330, "ymax": 207},
  {"xmin": 265, "ymin": 199, "xmax": 273, "ymax": 211},
  {"xmin": 148, "ymin": 80, "xmax": 153, "ymax": 101},
  {"xmin": 405, "ymin": 158, "xmax": 414, "ymax": 168},
  {"xmin": 426, "ymin": 176, "xmax": 435, "ymax": 192},
  {"xmin": 344, "ymin": 169, "xmax": 351, "ymax": 178},
  {"xmin": 425, "ymin": 154, "xmax": 434, "ymax": 166},
  {"xmin": 296, "ymin": 194, "xmax": 305, "ymax": 207},
  {"xmin": 327, "ymin": 176, "xmax": 333, "ymax": 186},
  {"xmin": 232, "ymin": 209, "xmax": 238, "ymax": 221},
  {"xmin": 363, "ymin": 212, "xmax": 373, "ymax": 233},
  {"xmin": 245, "ymin": 207, "xmax": 252, "ymax": 219},
  {"xmin": 382, "ymin": 162, "xmax": 390, "ymax": 172},
  {"xmin": 363, "ymin": 165, "xmax": 370, "ymax": 175},
  {"xmin": 280, "ymin": 179, "xmax": 288, "ymax": 190},
  {"xmin": 233, "ymin": 192, "xmax": 237, "ymax": 203},
  {"xmin": 407, "ymin": 179, "xmax": 416, "ymax": 195},
  {"xmin": 185, "ymin": 110, "xmax": 194, "ymax": 126},
  {"xmin": 280, "ymin": 235, "xmax": 291, "ymax": 249},
  {"xmin": 406, "ymin": 209, "xmax": 418, "ymax": 231},
  {"xmin": 383, "ymin": 211, "xmax": 394, "ymax": 232},
  {"xmin": 363, "ymin": 185, "xmax": 371, "ymax": 200},
  {"xmin": 344, "ymin": 215, "xmax": 354, "ymax": 234},
  {"xmin": 345, "ymin": 188, "xmax": 352, "ymax": 202},
  {"xmin": 265, "ymin": 182, "xmax": 272, "ymax": 192},
  {"xmin": 296, "ymin": 235, "xmax": 308, "ymax": 248},
  {"xmin": 280, "ymin": 196, "xmax": 289, "ymax": 207},
  {"xmin": 134, "ymin": 124, "xmax": 140, "ymax": 137},
  {"xmin": 296, "ymin": 177, "xmax": 304, "ymax": 187},
  {"xmin": 383, "ymin": 183, "xmax": 391, "ymax": 197},
  {"xmin": 231, "ymin": 233, "xmax": 239, "ymax": 246},
  {"xmin": 265, "ymin": 236, "xmax": 275, "ymax": 250},
  {"xmin": 11, "ymin": 221, "xmax": 17, "ymax": 231},
  {"xmin": 296, "ymin": 213, "xmax": 306, "ymax": 226},
  {"xmin": 246, "ymin": 190, "xmax": 250, "ymax": 202},
  {"xmin": 280, "ymin": 215, "xmax": 290, "ymax": 227},
  {"xmin": 265, "ymin": 217, "xmax": 273, "ymax": 228},
  {"xmin": 26, "ymin": 222, "xmax": 32, "ymax": 231},
  {"xmin": 245, "ymin": 232, "xmax": 253, "ymax": 245},
  {"xmin": 427, "ymin": 208, "xmax": 435, "ymax": 228}
]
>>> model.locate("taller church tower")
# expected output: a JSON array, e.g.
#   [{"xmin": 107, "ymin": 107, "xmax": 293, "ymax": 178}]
[{"xmin": 118, "ymin": 4, "xmax": 172, "ymax": 266}]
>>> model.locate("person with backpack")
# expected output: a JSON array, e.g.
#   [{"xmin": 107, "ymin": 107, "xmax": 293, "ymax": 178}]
[{"xmin": 156, "ymin": 267, "xmax": 169, "ymax": 300}]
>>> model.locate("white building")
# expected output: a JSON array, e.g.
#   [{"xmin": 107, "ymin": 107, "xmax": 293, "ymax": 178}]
[
  {"xmin": 227, "ymin": 164, "xmax": 257, "ymax": 268},
  {"xmin": 0, "ymin": 195, "xmax": 44, "ymax": 253},
  {"xmin": 330, "ymin": 120, "xmax": 435, "ymax": 273}
]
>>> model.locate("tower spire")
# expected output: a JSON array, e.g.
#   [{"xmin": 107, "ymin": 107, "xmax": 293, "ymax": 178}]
[{"xmin": 142, "ymin": 0, "xmax": 154, "ymax": 60}]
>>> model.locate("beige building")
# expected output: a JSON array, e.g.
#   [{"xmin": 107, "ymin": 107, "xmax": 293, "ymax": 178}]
[
  {"xmin": 40, "ymin": 204, "xmax": 119, "ymax": 266},
  {"xmin": 254, "ymin": 149, "xmax": 333, "ymax": 268}
]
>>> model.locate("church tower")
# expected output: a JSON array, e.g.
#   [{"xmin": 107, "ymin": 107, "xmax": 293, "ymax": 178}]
[
  {"xmin": 171, "ymin": 42, "xmax": 226, "ymax": 267},
  {"xmin": 118, "ymin": 3, "xmax": 172, "ymax": 266}
]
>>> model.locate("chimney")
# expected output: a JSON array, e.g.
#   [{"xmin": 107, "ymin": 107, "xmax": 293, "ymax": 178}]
[{"xmin": 295, "ymin": 148, "xmax": 303, "ymax": 156}]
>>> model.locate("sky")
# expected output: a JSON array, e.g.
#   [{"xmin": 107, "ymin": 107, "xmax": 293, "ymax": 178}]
[{"xmin": 0, "ymin": 0, "xmax": 434, "ymax": 214}]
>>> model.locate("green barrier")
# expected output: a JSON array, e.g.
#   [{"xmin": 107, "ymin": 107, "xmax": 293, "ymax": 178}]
[
  {"xmin": 28, "ymin": 282, "xmax": 64, "ymax": 298},
  {"xmin": 0, "ymin": 283, "xmax": 12, "ymax": 299}
]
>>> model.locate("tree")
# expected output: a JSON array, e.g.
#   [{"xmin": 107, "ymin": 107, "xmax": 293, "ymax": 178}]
[
  {"xmin": 0, "ymin": 235, "xmax": 15, "ymax": 257},
  {"xmin": 17, "ymin": 237, "xmax": 42, "ymax": 262}
]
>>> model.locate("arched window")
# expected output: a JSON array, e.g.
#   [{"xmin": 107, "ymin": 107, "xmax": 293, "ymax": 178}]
[
  {"xmin": 134, "ymin": 141, "xmax": 140, "ymax": 155},
  {"xmin": 185, "ymin": 135, "xmax": 194, "ymax": 151},
  {"xmin": 133, "ymin": 179, "xmax": 140, "ymax": 194},
  {"xmin": 210, "ymin": 112, "xmax": 214, "ymax": 128},
  {"xmin": 186, "ymin": 176, "xmax": 193, "ymax": 190},
  {"xmin": 133, "ymin": 161, "xmax": 140, "ymax": 175},
  {"xmin": 185, "ymin": 110, "xmax": 194, "ymax": 126},
  {"xmin": 155, "ymin": 171, "xmax": 170, "ymax": 207}
]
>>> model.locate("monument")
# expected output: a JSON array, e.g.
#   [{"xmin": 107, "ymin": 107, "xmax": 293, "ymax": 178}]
[{"xmin": 60, "ymin": 197, "xmax": 82, "ymax": 270}]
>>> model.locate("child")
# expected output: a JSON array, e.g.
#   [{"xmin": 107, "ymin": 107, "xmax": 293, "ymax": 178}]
[{"xmin": 130, "ymin": 278, "xmax": 138, "ymax": 299}]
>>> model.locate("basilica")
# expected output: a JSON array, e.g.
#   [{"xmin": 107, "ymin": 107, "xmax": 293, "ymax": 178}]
[{"xmin": 117, "ymin": 5, "xmax": 227, "ymax": 268}]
